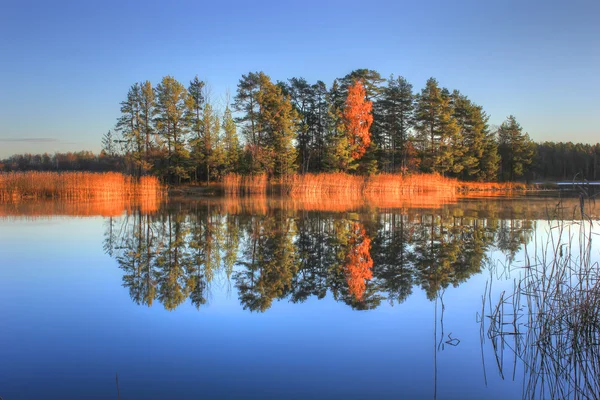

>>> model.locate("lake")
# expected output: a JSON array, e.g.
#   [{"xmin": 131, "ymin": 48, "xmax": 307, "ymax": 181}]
[{"xmin": 1, "ymin": 194, "xmax": 598, "ymax": 399}]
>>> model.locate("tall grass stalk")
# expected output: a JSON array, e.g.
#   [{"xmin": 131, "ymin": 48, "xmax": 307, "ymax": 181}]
[{"xmin": 484, "ymin": 199, "xmax": 600, "ymax": 399}]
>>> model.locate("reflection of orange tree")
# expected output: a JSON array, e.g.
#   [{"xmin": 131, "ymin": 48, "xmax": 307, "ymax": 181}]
[{"xmin": 344, "ymin": 222, "xmax": 374, "ymax": 301}]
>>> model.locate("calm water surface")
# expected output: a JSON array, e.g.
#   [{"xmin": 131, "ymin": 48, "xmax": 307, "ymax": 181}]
[{"xmin": 0, "ymin": 196, "xmax": 598, "ymax": 399}]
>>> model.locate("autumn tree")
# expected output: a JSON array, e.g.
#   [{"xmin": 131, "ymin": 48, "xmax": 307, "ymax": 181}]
[
  {"xmin": 343, "ymin": 80, "xmax": 374, "ymax": 162},
  {"xmin": 343, "ymin": 222, "xmax": 374, "ymax": 301}
]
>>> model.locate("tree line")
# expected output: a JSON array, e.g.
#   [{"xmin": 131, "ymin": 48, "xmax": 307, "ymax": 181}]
[
  {"xmin": 104, "ymin": 70, "xmax": 541, "ymax": 183},
  {"xmin": 2, "ymin": 69, "xmax": 599, "ymax": 182}
]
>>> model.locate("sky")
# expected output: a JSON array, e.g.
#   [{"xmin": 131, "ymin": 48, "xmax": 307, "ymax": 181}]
[{"xmin": 0, "ymin": 0, "xmax": 598, "ymax": 158}]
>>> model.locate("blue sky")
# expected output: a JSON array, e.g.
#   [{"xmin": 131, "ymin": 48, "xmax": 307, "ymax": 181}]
[{"xmin": 0, "ymin": 0, "xmax": 598, "ymax": 157}]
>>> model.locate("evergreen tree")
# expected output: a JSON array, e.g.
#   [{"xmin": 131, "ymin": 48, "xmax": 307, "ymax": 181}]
[
  {"xmin": 116, "ymin": 83, "xmax": 144, "ymax": 176},
  {"xmin": 234, "ymin": 71, "xmax": 298, "ymax": 177},
  {"xmin": 450, "ymin": 90, "xmax": 496, "ymax": 180},
  {"xmin": 199, "ymin": 103, "xmax": 223, "ymax": 183},
  {"xmin": 222, "ymin": 105, "xmax": 240, "ymax": 175},
  {"xmin": 155, "ymin": 76, "xmax": 192, "ymax": 183},
  {"xmin": 186, "ymin": 76, "xmax": 206, "ymax": 180},
  {"xmin": 324, "ymin": 80, "xmax": 354, "ymax": 172},
  {"xmin": 378, "ymin": 75, "xmax": 414, "ymax": 172},
  {"xmin": 139, "ymin": 80, "xmax": 156, "ymax": 173},
  {"xmin": 497, "ymin": 115, "xmax": 535, "ymax": 181},
  {"xmin": 414, "ymin": 78, "xmax": 461, "ymax": 175},
  {"xmin": 101, "ymin": 130, "xmax": 116, "ymax": 157}
]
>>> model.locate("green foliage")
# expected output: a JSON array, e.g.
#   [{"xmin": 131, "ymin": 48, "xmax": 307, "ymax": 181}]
[
  {"xmin": 451, "ymin": 90, "xmax": 498, "ymax": 180},
  {"xmin": 498, "ymin": 115, "xmax": 535, "ymax": 181},
  {"xmin": 100, "ymin": 70, "xmax": 598, "ymax": 184},
  {"xmin": 222, "ymin": 106, "xmax": 241, "ymax": 175},
  {"xmin": 377, "ymin": 75, "xmax": 415, "ymax": 172},
  {"xmin": 414, "ymin": 78, "xmax": 462, "ymax": 175},
  {"xmin": 155, "ymin": 76, "xmax": 192, "ymax": 183},
  {"xmin": 234, "ymin": 71, "xmax": 298, "ymax": 177}
]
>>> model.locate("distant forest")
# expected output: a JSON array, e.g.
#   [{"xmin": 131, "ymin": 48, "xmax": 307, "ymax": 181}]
[{"xmin": 1, "ymin": 69, "xmax": 599, "ymax": 183}]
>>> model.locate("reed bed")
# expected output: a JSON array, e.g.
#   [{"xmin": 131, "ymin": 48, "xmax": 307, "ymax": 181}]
[
  {"xmin": 0, "ymin": 172, "xmax": 165, "ymax": 201},
  {"xmin": 287, "ymin": 173, "xmax": 460, "ymax": 196},
  {"xmin": 484, "ymin": 199, "xmax": 600, "ymax": 399},
  {"xmin": 225, "ymin": 172, "xmax": 527, "ymax": 197},
  {"xmin": 223, "ymin": 173, "xmax": 268, "ymax": 195}
]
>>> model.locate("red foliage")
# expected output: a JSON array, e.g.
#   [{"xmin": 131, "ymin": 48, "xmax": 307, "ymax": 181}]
[
  {"xmin": 343, "ymin": 80, "xmax": 373, "ymax": 160},
  {"xmin": 344, "ymin": 222, "xmax": 374, "ymax": 300}
]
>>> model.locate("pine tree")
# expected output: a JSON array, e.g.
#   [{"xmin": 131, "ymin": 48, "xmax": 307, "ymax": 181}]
[
  {"xmin": 138, "ymin": 80, "xmax": 156, "ymax": 173},
  {"xmin": 378, "ymin": 75, "xmax": 414, "ymax": 172},
  {"xmin": 324, "ymin": 80, "xmax": 354, "ymax": 172},
  {"xmin": 200, "ymin": 103, "xmax": 223, "ymax": 183},
  {"xmin": 186, "ymin": 76, "xmax": 205, "ymax": 181},
  {"xmin": 451, "ymin": 90, "xmax": 493, "ymax": 180},
  {"xmin": 222, "ymin": 105, "xmax": 240, "ymax": 175},
  {"xmin": 498, "ymin": 115, "xmax": 535, "ymax": 181},
  {"xmin": 414, "ymin": 78, "xmax": 461, "ymax": 175},
  {"xmin": 116, "ymin": 83, "xmax": 143, "ymax": 176},
  {"xmin": 155, "ymin": 76, "xmax": 192, "ymax": 183},
  {"xmin": 234, "ymin": 71, "xmax": 298, "ymax": 177}
]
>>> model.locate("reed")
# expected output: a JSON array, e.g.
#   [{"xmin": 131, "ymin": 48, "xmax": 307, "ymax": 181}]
[
  {"xmin": 484, "ymin": 198, "xmax": 600, "ymax": 399},
  {"xmin": 0, "ymin": 172, "xmax": 165, "ymax": 202},
  {"xmin": 223, "ymin": 173, "xmax": 268, "ymax": 195},
  {"xmin": 224, "ymin": 172, "xmax": 527, "ymax": 198},
  {"xmin": 288, "ymin": 172, "xmax": 460, "ymax": 196}
]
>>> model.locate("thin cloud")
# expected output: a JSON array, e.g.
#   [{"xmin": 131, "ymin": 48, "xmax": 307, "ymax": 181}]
[{"xmin": 0, "ymin": 138, "xmax": 60, "ymax": 143}]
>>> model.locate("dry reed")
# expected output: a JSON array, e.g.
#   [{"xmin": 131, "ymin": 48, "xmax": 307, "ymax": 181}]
[
  {"xmin": 224, "ymin": 172, "xmax": 526, "ymax": 198},
  {"xmin": 223, "ymin": 173, "xmax": 268, "ymax": 195},
  {"xmin": 0, "ymin": 172, "xmax": 165, "ymax": 202},
  {"xmin": 483, "ymin": 199, "xmax": 600, "ymax": 399},
  {"xmin": 287, "ymin": 173, "xmax": 460, "ymax": 196}
]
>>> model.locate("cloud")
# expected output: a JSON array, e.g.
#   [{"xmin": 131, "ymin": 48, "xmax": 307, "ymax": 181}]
[{"xmin": 0, "ymin": 137, "xmax": 60, "ymax": 143}]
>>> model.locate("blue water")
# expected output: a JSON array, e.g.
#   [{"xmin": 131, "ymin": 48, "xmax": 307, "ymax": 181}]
[{"xmin": 0, "ymin": 197, "xmax": 596, "ymax": 399}]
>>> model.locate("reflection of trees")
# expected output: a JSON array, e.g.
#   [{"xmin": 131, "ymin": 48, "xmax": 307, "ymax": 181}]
[
  {"xmin": 234, "ymin": 210, "xmax": 298, "ymax": 312},
  {"xmin": 105, "ymin": 200, "xmax": 537, "ymax": 312},
  {"xmin": 371, "ymin": 213, "xmax": 414, "ymax": 305}
]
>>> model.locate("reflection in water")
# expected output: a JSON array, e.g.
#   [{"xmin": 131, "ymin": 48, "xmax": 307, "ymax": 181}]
[
  {"xmin": 104, "ymin": 198, "xmax": 544, "ymax": 312},
  {"xmin": 482, "ymin": 213, "xmax": 600, "ymax": 399}
]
